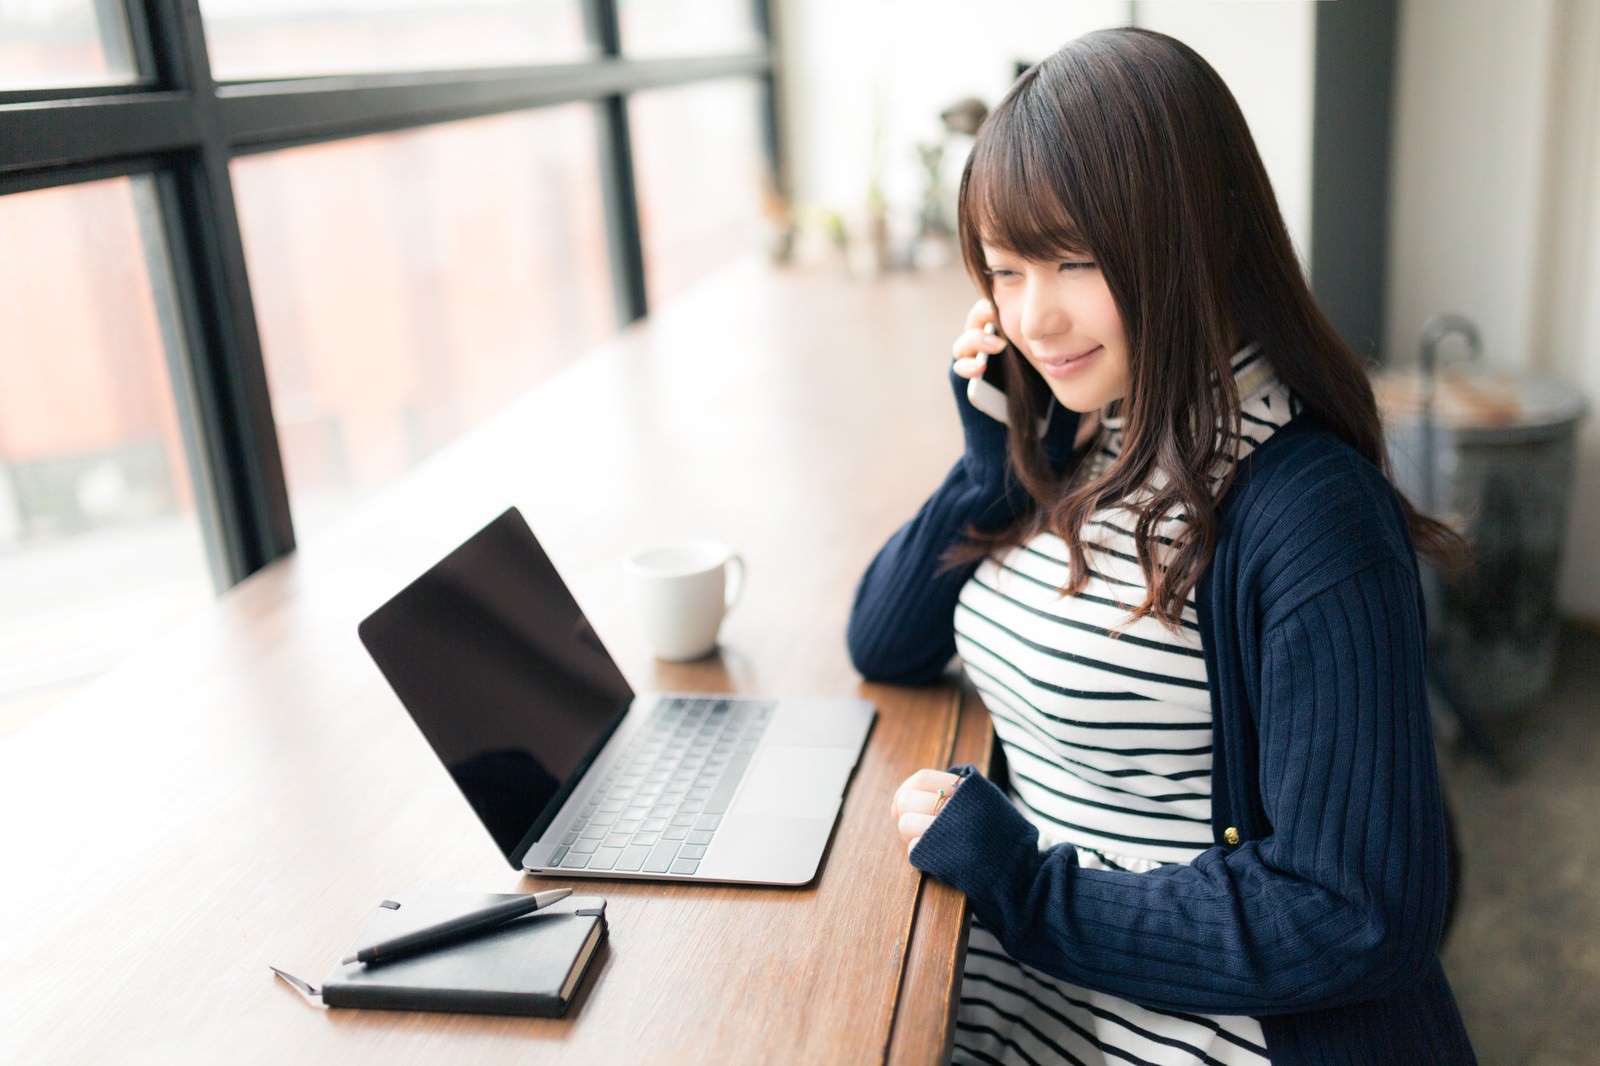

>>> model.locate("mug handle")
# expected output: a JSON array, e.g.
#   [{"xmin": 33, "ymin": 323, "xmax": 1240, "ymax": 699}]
[{"xmin": 724, "ymin": 553, "xmax": 746, "ymax": 612}]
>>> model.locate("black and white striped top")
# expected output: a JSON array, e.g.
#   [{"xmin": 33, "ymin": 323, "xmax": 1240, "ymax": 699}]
[{"xmin": 950, "ymin": 346, "xmax": 1297, "ymax": 1066}]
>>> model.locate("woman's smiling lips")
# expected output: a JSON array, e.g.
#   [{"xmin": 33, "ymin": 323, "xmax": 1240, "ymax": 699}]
[{"xmin": 1033, "ymin": 345, "xmax": 1104, "ymax": 377}]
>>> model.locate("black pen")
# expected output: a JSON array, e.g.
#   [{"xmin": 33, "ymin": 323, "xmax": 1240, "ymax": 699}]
[{"xmin": 341, "ymin": 888, "xmax": 572, "ymax": 966}]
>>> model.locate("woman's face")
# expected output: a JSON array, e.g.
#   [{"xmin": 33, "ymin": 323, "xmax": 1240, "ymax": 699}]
[{"xmin": 981, "ymin": 243, "xmax": 1129, "ymax": 413}]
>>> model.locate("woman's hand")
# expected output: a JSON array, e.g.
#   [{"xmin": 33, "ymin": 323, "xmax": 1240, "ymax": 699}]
[
  {"xmin": 891, "ymin": 768, "xmax": 964, "ymax": 856},
  {"xmin": 951, "ymin": 299, "xmax": 1007, "ymax": 380}
]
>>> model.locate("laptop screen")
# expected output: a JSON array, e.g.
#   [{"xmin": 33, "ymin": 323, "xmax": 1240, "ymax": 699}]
[{"xmin": 358, "ymin": 507, "xmax": 635, "ymax": 865}]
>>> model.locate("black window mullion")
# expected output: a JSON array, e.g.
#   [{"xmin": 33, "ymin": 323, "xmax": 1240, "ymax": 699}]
[
  {"xmin": 583, "ymin": 0, "xmax": 648, "ymax": 325},
  {"xmin": 145, "ymin": 0, "xmax": 296, "ymax": 583},
  {"xmin": 596, "ymin": 96, "xmax": 648, "ymax": 325},
  {"xmin": 751, "ymin": 0, "xmax": 784, "ymax": 200},
  {"xmin": 216, "ymin": 55, "xmax": 769, "ymax": 154},
  {"xmin": 0, "ymin": 94, "xmax": 199, "ymax": 176}
]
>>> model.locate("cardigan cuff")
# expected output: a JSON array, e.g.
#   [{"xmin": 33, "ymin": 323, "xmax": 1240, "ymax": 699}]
[
  {"xmin": 908, "ymin": 767, "xmax": 1054, "ymax": 926},
  {"xmin": 950, "ymin": 365, "xmax": 1013, "ymax": 486}
]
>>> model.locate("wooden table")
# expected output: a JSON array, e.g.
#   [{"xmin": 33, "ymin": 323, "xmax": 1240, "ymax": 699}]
[{"xmin": 0, "ymin": 259, "xmax": 996, "ymax": 1064}]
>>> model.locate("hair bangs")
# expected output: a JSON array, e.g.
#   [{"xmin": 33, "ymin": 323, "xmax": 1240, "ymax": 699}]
[{"xmin": 960, "ymin": 118, "xmax": 1092, "ymax": 269}]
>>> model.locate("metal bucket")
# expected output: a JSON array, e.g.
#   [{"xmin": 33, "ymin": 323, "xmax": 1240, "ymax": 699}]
[{"xmin": 1374, "ymin": 315, "xmax": 1587, "ymax": 717}]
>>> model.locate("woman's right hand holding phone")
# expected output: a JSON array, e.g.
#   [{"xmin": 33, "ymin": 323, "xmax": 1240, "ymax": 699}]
[{"xmin": 951, "ymin": 299, "xmax": 1008, "ymax": 380}]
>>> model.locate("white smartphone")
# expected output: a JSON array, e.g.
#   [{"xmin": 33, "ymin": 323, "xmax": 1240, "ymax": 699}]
[
  {"xmin": 966, "ymin": 322, "xmax": 1010, "ymax": 422},
  {"xmin": 966, "ymin": 356, "xmax": 1011, "ymax": 424}
]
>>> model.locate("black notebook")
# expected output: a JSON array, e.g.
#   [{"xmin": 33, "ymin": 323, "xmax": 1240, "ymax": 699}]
[{"xmin": 318, "ymin": 892, "xmax": 606, "ymax": 1017}]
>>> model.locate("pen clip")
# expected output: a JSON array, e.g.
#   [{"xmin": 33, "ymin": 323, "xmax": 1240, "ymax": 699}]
[{"xmin": 270, "ymin": 966, "xmax": 326, "ymax": 1009}]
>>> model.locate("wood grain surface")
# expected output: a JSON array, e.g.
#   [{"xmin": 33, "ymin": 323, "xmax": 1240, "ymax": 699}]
[{"xmin": 0, "ymin": 259, "xmax": 990, "ymax": 1065}]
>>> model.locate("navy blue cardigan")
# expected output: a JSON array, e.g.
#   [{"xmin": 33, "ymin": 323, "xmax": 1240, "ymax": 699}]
[{"xmin": 847, "ymin": 371, "xmax": 1476, "ymax": 1064}]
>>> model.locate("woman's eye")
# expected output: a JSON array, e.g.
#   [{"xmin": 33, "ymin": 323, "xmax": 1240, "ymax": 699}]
[{"xmin": 1060, "ymin": 260, "xmax": 1096, "ymax": 272}]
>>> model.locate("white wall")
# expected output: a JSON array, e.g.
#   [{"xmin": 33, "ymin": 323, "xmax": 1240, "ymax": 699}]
[
  {"xmin": 1387, "ymin": 0, "xmax": 1600, "ymax": 619},
  {"xmin": 1543, "ymin": 0, "xmax": 1600, "ymax": 619},
  {"xmin": 772, "ymin": 0, "xmax": 1317, "ymax": 262},
  {"xmin": 1386, "ymin": 1, "xmax": 1557, "ymax": 374}
]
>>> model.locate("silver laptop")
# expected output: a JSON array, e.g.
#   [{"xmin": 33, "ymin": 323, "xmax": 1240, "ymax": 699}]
[{"xmin": 357, "ymin": 506, "xmax": 875, "ymax": 886}]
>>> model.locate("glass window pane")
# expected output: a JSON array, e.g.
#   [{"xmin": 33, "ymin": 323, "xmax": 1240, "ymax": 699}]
[
  {"xmin": 0, "ymin": 0, "xmax": 138, "ymax": 90},
  {"xmin": 231, "ymin": 107, "xmax": 616, "ymax": 538},
  {"xmin": 617, "ymin": 0, "xmax": 761, "ymax": 58},
  {"xmin": 198, "ymin": 0, "xmax": 591, "ymax": 80},
  {"xmin": 0, "ymin": 177, "xmax": 215, "ymax": 742},
  {"xmin": 630, "ymin": 78, "xmax": 768, "ymax": 305}
]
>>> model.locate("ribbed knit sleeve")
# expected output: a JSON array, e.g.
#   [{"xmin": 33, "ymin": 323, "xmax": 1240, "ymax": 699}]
[
  {"xmin": 908, "ymin": 434, "xmax": 1452, "ymax": 1022},
  {"xmin": 846, "ymin": 367, "xmax": 1079, "ymax": 684}
]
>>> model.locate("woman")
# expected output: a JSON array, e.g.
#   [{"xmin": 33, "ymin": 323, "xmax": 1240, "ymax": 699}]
[{"xmin": 848, "ymin": 28, "xmax": 1476, "ymax": 1066}]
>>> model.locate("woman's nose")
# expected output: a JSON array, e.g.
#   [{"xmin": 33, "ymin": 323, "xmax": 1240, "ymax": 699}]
[{"xmin": 1020, "ymin": 280, "xmax": 1068, "ymax": 339}]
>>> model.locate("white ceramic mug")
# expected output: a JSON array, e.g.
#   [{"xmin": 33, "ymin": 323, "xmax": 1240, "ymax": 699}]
[{"xmin": 625, "ymin": 539, "xmax": 745, "ymax": 661}]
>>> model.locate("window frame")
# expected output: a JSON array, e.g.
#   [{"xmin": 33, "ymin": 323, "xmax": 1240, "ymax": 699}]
[{"xmin": 0, "ymin": 0, "xmax": 780, "ymax": 588}]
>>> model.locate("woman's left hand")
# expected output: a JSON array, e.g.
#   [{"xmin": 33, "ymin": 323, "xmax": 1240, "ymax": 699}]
[{"xmin": 891, "ymin": 769, "xmax": 963, "ymax": 856}]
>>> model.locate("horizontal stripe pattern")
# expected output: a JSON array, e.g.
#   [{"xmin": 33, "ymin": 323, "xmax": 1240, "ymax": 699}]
[
  {"xmin": 957, "ymin": 920, "xmax": 1272, "ymax": 1066},
  {"xmin": 951, "ymin": 348, "xmax": 1294, "ymax": 1065}
]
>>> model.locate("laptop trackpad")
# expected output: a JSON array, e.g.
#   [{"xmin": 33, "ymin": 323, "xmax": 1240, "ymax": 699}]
[
  {"xmin": 730, "ymin": 746, "xmax": 857, "ymax": 820},
  {"xmin": 699, "ymin": 814, "xmax": 833, "ymax": 885}
]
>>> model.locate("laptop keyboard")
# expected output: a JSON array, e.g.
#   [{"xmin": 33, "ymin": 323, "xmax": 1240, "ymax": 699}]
[{"xmin": 549, "ymin": 696, "xmax": 776, "ymax": 876}]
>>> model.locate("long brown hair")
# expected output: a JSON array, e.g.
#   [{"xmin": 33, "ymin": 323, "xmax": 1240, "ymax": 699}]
[{"xmin": 955, "ymin": 27, "xmax": 1462, "ymax": 626}]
